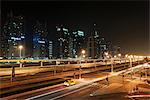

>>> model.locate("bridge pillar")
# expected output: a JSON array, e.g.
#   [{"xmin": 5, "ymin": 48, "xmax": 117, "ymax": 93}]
[
  {"xmin": 94, "ymin": 60, "xmax": 96, "ymax": 69},
  {"xmin": 79, "ymin": 65, "xmax": 82, "ymax": 79},
  {"xmin": 40, "ymin": 61, "xmax": 43, "ymax": 67},
  {"xmin": 77, "ymin": 60, "xmax": 80, "ymax": 64},
  {"xmin": 54, "ymin": 66, "xmax": 56, "ymax": 75},
  {"xmin": 111, "ymin": 59, "xmax": 114, "ymax": 73},
  {"xmin": 54, "ymin": 61, "xmax": 57, "ymax": 75},
  {"xmin": 20, "ymin": 62, "xmax": 23, "ymax": 68},
  {"xmin": 68, "ymin": 61, "xmax": 70, "ymax": 64},
  {"xmin": 11, "ymin": 66, "xmax": 15, "ymax": 82},
  {"xmin": 85, "ymin": 60, "xmax": 87, "ymax": 63}
]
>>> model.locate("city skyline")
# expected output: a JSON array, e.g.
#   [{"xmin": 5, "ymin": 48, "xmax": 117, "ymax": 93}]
[
  {"xmin": 1, "ymin": 0, "xmax": 149, "ymax": 56},
  {"xmin": 0, "ymin": 1, "xmax": 150, "ymax": 99}
]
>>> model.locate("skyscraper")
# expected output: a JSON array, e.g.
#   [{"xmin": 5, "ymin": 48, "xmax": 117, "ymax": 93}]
[
  {"xmin": 99, "ymin": 38, "xmax": 109, "ymax": 58},
  {"xmin": 87, "ymin": 24, "xmax": 101, "ymax": 59},
  {"xmin": 87, "ymin": 24, "xmax": 109, "ymax": 59},
  {"xmin": 71, "ymin": 30, "xmax": 85, "ymax": 58},
  {"xmin": 48, "ymin": 41, "xmax": 53, "ymax": 59},
  {"xmin": 56, "ymin": 25, "xmax": 70, "ymax": 58},
  {"xmin": 2, "ymin": 12, "xmax": 25, "ymax": 58},
  {"xmin": 55, "ymin": 25, "xmax": 85, "ymax": 59},
  {"xmin": 0, "ymin": 27, "xmax": 7, "ymax": 58},
  {"xmin": 32, "ymin": 21, "xmax": 48, "ymax": 59}
]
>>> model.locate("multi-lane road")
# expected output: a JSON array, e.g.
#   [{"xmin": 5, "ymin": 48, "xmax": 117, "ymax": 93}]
[
  {"xmin": 0, "ymin": 59, "xmax": 149, "ymax": 100},
  {"xmin": 25, "ymin": 63, "xmax": 150, "ymax": 100}
]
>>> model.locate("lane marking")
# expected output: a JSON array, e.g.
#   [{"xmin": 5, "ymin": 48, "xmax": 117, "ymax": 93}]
[
  {"xmin": 49, "ymin": 84, "xmax": 93, "ymax": 100},
  {"xmin": 26, "ymin": 63, "xmax": 149, "ymax": 100}
]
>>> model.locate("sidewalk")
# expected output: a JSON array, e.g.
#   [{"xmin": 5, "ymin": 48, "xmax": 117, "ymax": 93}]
[{"xmin": 90, "ymin": 77, "xmax": 150, "ymax": 97}]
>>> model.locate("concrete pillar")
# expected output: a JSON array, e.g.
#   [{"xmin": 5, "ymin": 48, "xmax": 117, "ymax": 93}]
[
  {"xmin": 105, "ymin": 60, "xmax": 107, "ymax": 67},
  {"xmin": 68, "ymin": 61, "xmax": 70, "ymax": 64},
  {"xmin": 145, "ymin": 68, "xmax": 147, "ymax": 79},
  {"xmin": 85, "ymin": 60, "xmax": 87, "ymax": 63},
  {"xmin": 20, "ymin": 62, "xmax": 23, "ymax": 68},
  {"xmin": 11, "ymin": 66, "xmax": 15, "ymax": 82},
  {"xmin": 40, "ymin": 61, "xmax": 43, "ymax": 67},
  {"xmin": 79, "ymin": 66, "xmax": 82, "ymax": 79},
  {"xmin": 54, "ymin": 66, "xmax": 56, "ymax": 75},
  {"xmin": 94, "ymin": 60, "xmax": 96, "ymax": 69},
  {"xmin": 54, "ymin": 61, "xmax": 57, "ymax": 75},
  {"xmin": 77, "ymin": 60, "xmax": 80, "ymax": 64},
  {"xmin": 111, "ymin": 59, "xmax": 113, "ymax": 73}
]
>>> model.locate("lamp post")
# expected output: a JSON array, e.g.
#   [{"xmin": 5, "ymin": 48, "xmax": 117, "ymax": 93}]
[
  {"xmin": 104, "ymin": 52, "xmax": 108, "ymax": 69},
  {"xmin": 118, "ymin": 53, "xmax": 121, "ymax": 57},
  {"xmin": 19, "ymin": 45, "xmax": 23, "ymax": 59},
  {"xmin": 79, "ymin": 49, "xmax": 86, "ymax": 79},
  {"xmin": 125, "ymin": 54, "xmax": 128, "ymax": 62},
  {"xmin": 118, "ymin": 53, "xmax": 121, "ymax": 63},
  {"xmin": 111, "ymin": 57, "xmax": 114, "ymax": 73},
  {"xmin": 81, "ymin": 49, "xmax": 86, "ymax": 58},
  {"xmin": 129, "ymin": 55, "xmax": 133, "ymax": 79}
]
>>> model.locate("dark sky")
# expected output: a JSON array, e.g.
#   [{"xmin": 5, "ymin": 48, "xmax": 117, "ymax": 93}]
[{"xmin": 1, "ymin": 0, "xmax": 149, "ymax": 56}]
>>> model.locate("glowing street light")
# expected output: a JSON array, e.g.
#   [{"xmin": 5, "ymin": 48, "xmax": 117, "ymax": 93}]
[
  {"xmin": 125, "ymin": 54, "xmax": 128, "ymax": 58},
  {"xmin": 83, "ymin": 55, "xmax": 85, "ymax": 58},
  {"xmin": 79, "ymin": 49, "xmax": 86, "ymax": 79},
  {"xmin": 105, "ymin": 52, "xmax": 108, "ymax": 56},
  {"xmin": 81, "ymin": 50, "xmax": 85, "ymax": 55},
  {"xmin": 118, "ymin": 53, "xmax": 121, "ymax": 57},
  {"xmin": 18, "ymin": 45, "xmax": 23, "ymax": 58}
]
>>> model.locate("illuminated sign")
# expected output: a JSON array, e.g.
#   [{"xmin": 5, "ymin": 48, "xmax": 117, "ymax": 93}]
[
  {"xmin": 38, "ymin": 41, "xmax": 45, "ymax": 44},
  {"xmin": 11, "ymin": 37, "xmax": 21, "ymax": 40},
  {"xmin": 63, "ymin": 28, "xmax": 68, "ymax": 32},
  {"xmin": 73, "ymin": 32, "xmax": 77, "ymax": 34},
  {"xmin": 57, "ymin": 28, "xmax": 61, "ymax": 31},
  {"xmin": 78, "ymin": 31, "xmax": 84, "ymax": 36},
  {"xmin": 21, "ymin": 36, "xmax": 25, "ymax": 38}
]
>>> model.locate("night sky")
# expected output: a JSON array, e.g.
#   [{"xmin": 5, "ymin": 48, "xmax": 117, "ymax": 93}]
[{"xmin": 1, "ymin": 0, "xmax": 149, "ymax": 55}]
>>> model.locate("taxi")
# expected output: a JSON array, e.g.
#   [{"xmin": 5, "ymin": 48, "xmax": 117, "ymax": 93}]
[{"xmin": 64, "ymin": 79, "xmax": 76, "ymax": 86}]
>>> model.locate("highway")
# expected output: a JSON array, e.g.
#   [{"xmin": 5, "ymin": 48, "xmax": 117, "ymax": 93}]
[
  {"xmin": 0, "ymin": 59, "xmax": 149, "ymax": 100},
  {"xmin": 0, "ymin": 59, "xmax": 143, "ymax": 77},
  {"xmin": 24, "ymin": 63, "xmax": 150, "ymax": 100}
]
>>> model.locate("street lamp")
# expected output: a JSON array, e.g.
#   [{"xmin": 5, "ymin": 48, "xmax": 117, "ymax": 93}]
[
  {"xmin": 18, "ymin": 45, "xmax": 23, "ymax": 59},
  {"xmin": 118, "ymin": 53, "xmax": 121, "ymax": 63},
  {"xmin": 81, "ymin": 49, "xmax": 86, "ymax": 58},
  {"xmin": 129, "ymin": 55, "xmax": 133, "ymax": 79},
  {"xmin": 79, "ymin": 49, "xmax": 86, "ymax": 79},
  {"xmin": 125, "ymin": 54, "xmax": 128, "ymax": 63},
  {"xmin": 118, "ymin": 53, "xmax": 121, "ymax": 57},
  {"xmin": 125, "ymin": 54, "xmax": 128, "ymax": 58},
  {"xmin": 104, "ymin": 52, "xmax": 109, "ymax": 69},
  {"xmin": 81, "ymin": 49, "xmax": 85, "ymax": 55},
  {"xmin": 105, "ymin": 52, "xmax": 108, "ymax": 56},
  {"xmin": 111, "ymin": 57, "xmax": 114, "ymax": 73}
]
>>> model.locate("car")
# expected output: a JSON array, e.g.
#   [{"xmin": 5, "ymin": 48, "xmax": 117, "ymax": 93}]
[{"xmin": 64, "ymin": 79, "xmax": 76, "ymax": 86}]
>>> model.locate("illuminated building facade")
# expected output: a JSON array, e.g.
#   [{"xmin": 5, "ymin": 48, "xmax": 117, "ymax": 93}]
[
  {"xmin": 99, "ymin": 38, "xmax": 109, "ymax": 58},
  {"xmin": 33, "ymin": 21, "xmax": 48, "ymax": 59},
  {"xmin": 56, "ymin": 25, "xmax": 70, "ymax": 58},
  {"xmin": 49, "ymin": 41, "xmax": 53, "ymax": 59},
  {"xmin": 2, "ymin": 12, "xmax": 25, "ymax": 58},
  {"xmin": 0, "ymin": 29, "xmax": 7, "ymax": 57},
  {"xmin": 71, "ymin": 30, "xmax": 85, "ymax": 58},
  {"xmin": 56, "ymin": 24, "xmax": 85, "ymax": 58},
  {"xmin": 87, "ymin": 24, "xmax": 109, "ymax": 59}
]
